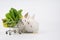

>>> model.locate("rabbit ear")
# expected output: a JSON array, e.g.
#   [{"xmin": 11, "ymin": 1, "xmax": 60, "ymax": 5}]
[{"xmin": 24, "ymin": 12, "xmax": 28, "ymax": 18}]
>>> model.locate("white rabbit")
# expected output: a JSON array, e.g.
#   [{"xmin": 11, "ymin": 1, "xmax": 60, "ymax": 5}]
[{"xmin": 22, "ymin": 13, "xmax": 39, "ymax": 33}]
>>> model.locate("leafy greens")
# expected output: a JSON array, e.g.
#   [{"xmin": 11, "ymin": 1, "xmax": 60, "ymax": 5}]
[{"xmin": 2, "ymin": 8, "xmax": 23, "ymax": 28}]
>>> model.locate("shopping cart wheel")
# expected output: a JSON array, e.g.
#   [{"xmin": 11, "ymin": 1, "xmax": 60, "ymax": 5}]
[
  {"xmin": 19, "ymin": 32, "xmax": 21, "ymax": 34},
  {"xmin": 9, "ymin": 32, "xmax": 11, "ymax": 35},
  {"xmin": 6, "ymin": 31, "xmax": 8, "ymax": 34},
  {"xmin": 19, "ymin": 31, "xmax": 22, "ymax": 34},
  {"xmin": 14, "ymin": 30, "xmax": 16, "ymax": 33}
]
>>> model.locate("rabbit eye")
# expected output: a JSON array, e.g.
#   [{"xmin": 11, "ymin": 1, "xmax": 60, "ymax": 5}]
[{"xmin": 25, "ymin": 20, "xmax": 26, "ymax": 22}]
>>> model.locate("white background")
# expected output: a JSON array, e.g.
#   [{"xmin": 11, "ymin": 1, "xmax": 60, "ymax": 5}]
[{"xmin": 0, "ymin": 0, "xmax": 60, "ymax": 40}]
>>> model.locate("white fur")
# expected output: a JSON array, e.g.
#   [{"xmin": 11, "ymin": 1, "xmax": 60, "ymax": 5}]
[{"xmin": 18, "ymin": 14, "xmax": 39, "ymax": 33}]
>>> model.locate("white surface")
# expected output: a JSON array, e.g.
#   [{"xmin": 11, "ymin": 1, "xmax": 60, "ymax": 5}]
[{"xmin": 0, "ymin": 0, "xmax": 60, "ymax": 40}]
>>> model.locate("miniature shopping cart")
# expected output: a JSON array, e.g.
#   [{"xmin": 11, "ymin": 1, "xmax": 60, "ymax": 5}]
[{"xmin": 2, "ymin": 20, "xmax": 23, "ymax": 35}]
